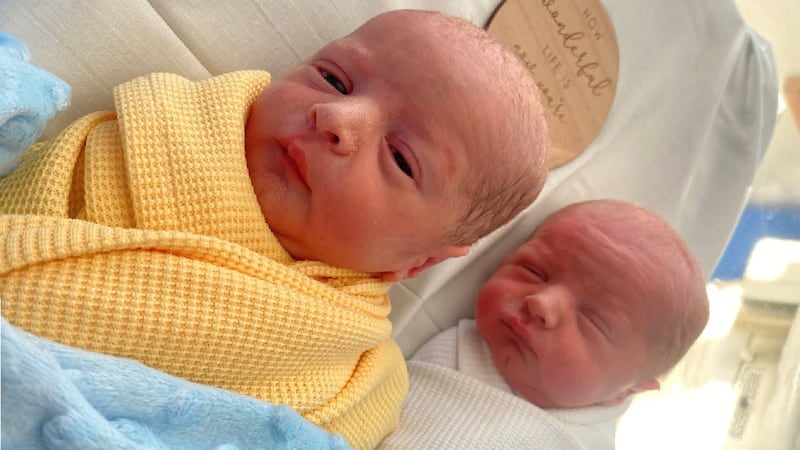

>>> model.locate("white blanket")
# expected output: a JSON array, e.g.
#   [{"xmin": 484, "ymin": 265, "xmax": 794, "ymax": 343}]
[
  {"xmin": 379, "ymin": 361, "xmax": 630, "ymax": 449},
  {"xmin": 379, "ymin": 320, "xmax": 628, "ymax": 449}
]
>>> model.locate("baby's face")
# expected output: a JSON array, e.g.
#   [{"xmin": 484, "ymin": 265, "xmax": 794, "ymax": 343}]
[
  {"xmin": 245, "ymin": 12, "xmax": 495, "ymax": 274},
  {"xmin": 475, "ymin": 210, "xmax": 656, "ymax": 408}
]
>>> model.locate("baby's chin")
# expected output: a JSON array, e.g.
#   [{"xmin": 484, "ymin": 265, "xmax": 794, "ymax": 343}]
[
  {"xmin": 277, "ymin": 237, "xmax": 394, "ymax": 275},
  {"xmin": 511, "ymin": 383, "xmax": 557, "ymax": 409},
  {"xmin": 514, "ymin": 384, "xmax": 617, "ymax": 409},
  {"xmin": 506, "ymin": 377, "xmax": 588, "ymax": 409},
  {"xmin": 519, "ymin": 392, "xmax": 583, "ymax": 409}
]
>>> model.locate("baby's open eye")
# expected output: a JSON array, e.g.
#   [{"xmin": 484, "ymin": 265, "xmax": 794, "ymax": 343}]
[
  {"xmin": 320, "ymin": 70, "xmax": 348, "ymax": 95},
  {"xmin": 391, "ymin": 148, "xmax": 413, "ymax": 178}
]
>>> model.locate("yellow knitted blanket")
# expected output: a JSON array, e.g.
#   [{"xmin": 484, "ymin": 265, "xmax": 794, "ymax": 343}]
[{"xmin": 0, "ymin": 71, "xmax": 407, "ymax": 450}]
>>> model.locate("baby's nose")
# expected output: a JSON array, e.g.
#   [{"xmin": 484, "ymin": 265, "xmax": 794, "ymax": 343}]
[
  {"xmin": 524, "ymin": 294, "xmax": 561, "ymax": 330},
  {"xmin": 309, "ymin": 98, "xmax": 380, "ymax": 156}
]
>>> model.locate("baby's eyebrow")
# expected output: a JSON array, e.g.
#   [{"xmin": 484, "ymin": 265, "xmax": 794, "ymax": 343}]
[{"xmin": 329, "ymin": 37, "xmax": 370, "ymax": 71}]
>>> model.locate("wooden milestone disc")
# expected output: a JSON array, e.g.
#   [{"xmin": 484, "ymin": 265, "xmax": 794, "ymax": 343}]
[{"xmin": 487, "ymin": 0, "xmax": 619, "ymax": 168}]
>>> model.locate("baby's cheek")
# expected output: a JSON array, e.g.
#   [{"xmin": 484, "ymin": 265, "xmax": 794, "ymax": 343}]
[{"xmin": 476, "ymin": 282, "xmax": 510, "ymax": 317}]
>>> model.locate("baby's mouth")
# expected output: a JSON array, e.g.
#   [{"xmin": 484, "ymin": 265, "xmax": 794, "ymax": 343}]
[
  {"xmin": 501, "ymin": 315, "xmax": 536, "ymax": 356},
  {"xmin": 282, "ymin": 142, "xmax": 310, "ymax": 188}
]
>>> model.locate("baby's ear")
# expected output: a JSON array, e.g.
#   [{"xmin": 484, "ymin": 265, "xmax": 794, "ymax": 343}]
[{"xmin": 378, "ymin": 245, "xmax": 470, "ymax": 282}]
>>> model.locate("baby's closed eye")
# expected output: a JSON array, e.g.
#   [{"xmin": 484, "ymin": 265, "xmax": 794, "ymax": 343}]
[{"xmin": 581, "ymin": 308, "xmax": 610, "ymax": 337}]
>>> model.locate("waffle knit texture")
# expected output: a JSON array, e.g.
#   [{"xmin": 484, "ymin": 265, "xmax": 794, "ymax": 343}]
[{"xmin": 0, "ymin": 71, "xmax": 408, "ymax": 450}]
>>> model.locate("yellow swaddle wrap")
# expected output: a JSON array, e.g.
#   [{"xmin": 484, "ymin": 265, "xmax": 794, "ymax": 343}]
[{"xmin": 0, "ymin": 71, "xmax": 407, "ymax": 450}]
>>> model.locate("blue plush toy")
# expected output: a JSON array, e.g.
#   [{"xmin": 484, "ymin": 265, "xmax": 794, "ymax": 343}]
[{"xmin": 0, "ymin": 31, "xmax": 71, "ymax": 176}]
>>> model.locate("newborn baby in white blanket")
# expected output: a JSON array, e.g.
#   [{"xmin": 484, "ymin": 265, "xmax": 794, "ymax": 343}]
[{"xmin": 381, "ymin": 200, "xmax": 710, "ymax": 449}]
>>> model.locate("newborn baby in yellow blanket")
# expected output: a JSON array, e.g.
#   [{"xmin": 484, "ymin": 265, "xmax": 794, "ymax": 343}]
[{"xmin": 0, "ymin": 10, "xmax": 548, "ymax": 450}]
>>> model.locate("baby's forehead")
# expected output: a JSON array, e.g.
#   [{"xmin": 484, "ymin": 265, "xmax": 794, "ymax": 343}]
[
  {"xmin": 539, "ymin": 204, "xmax": 653, "ymax": 240},
  {"xmin": 354, "ymin": 11, "xmax": 469, "ymax": 40},
  {"xmin": 350, "ymin": 12, "xmax": 499, "ymax": 71}
]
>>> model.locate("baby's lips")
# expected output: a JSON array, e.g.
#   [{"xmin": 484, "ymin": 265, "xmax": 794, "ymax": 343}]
[
  {"xmin": 501, "ymin": 311, "xmax": 537, "ymax": 355},
  {"xmin": 286, "ymin": 142, "xmax": 309, "ymax": 185}
]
